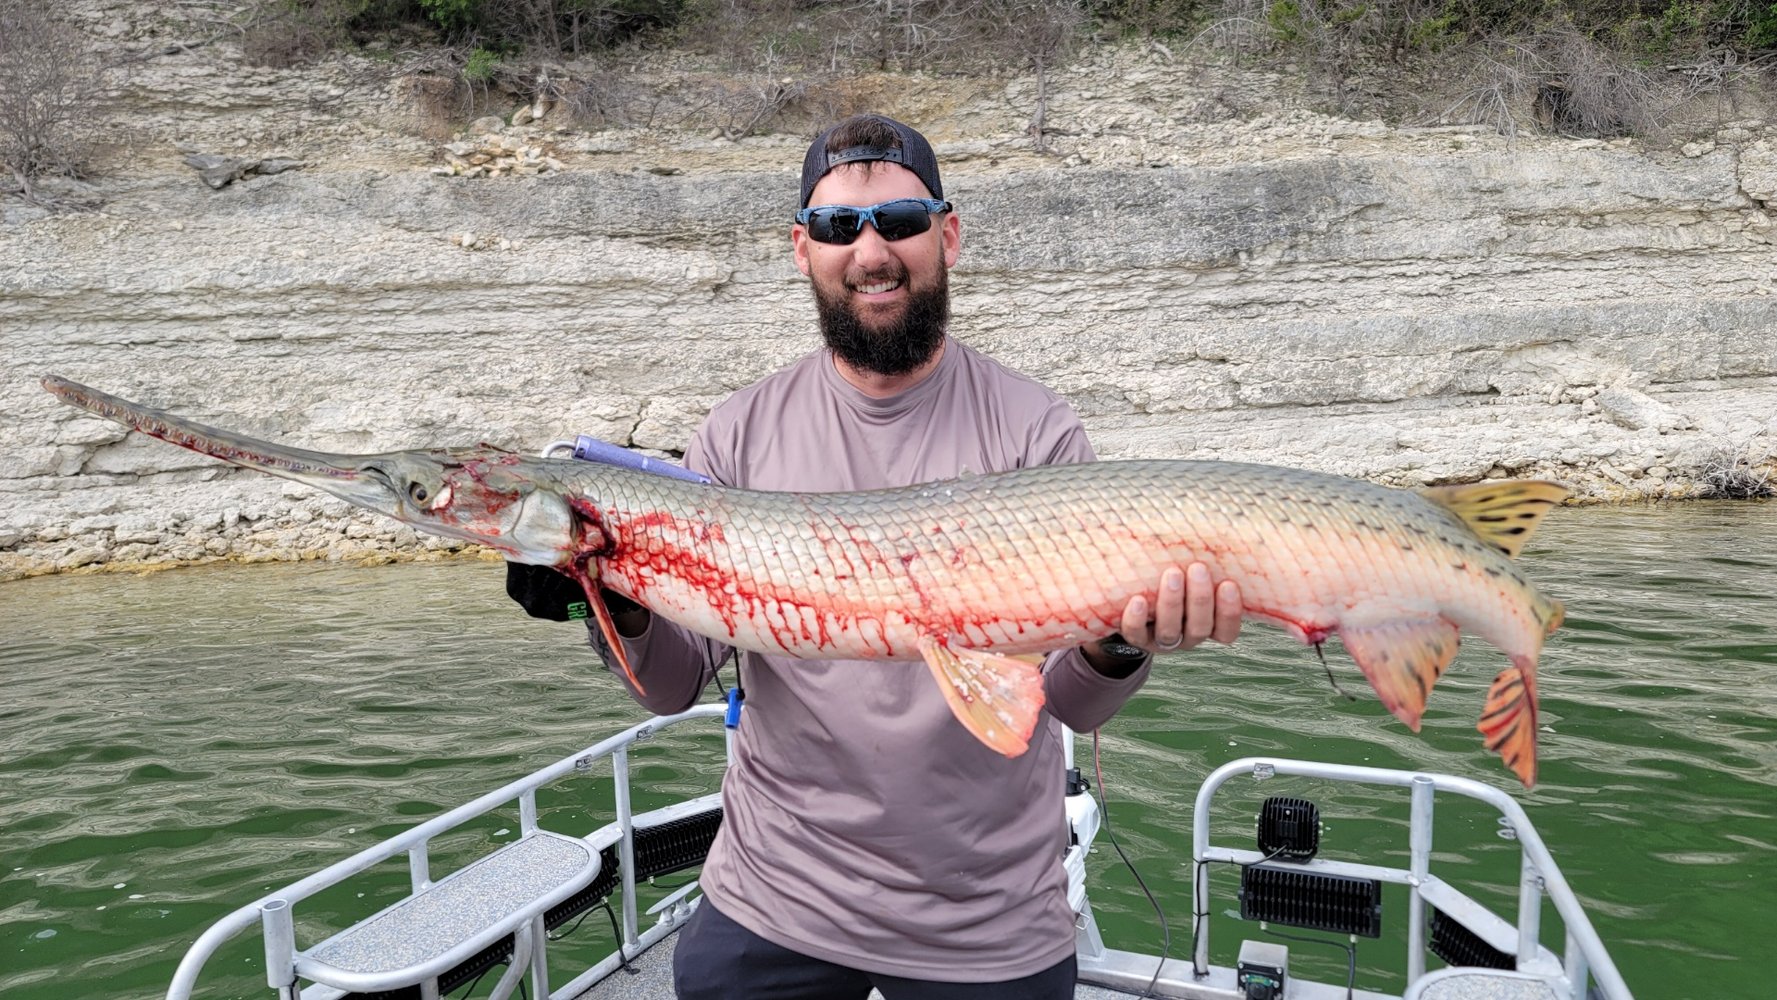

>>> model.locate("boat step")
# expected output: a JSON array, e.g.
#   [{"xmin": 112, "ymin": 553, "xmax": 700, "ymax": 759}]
[
  {"xmin": 1406, "ymin": 967, "xmax": 1567, "ymax": 1000},
  {"xmin": 296, "ymin": 830, "xmax": 602, "ymax": 994}
]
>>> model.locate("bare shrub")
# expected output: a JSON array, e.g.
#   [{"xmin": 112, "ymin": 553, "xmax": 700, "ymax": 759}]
[
  {"xmin": 240, "ymin": 0, "xmax": 359, "ymax": 67},
  {"xmin": 1530, "ymin": 29, "xmax": 1660, "ymax": 139},
  {"xmin": 0, "ymin": 0, "xmax": 100, "ymax": 191},
  {"xmin": 969, "ymin": 0, "xmax": 1085, "ymax": 148},
  {"xmin": 1697, "ymin": 445, "xmax": 1775, "ymax": 499},
  {"xmin": 1428, "ymin": 38, "xmax": 1540, "ymax": 136},
  {"xmin": 1207, "ymin": 0, "xmax": 1402, "ymax": 110},
  {"xmin": 559, "ymin": 60, "xmax": 671, "ymax": 128},
  {"xmin": 1095, "ymin": 0, "xmax": 1204, "ymax": 40}
]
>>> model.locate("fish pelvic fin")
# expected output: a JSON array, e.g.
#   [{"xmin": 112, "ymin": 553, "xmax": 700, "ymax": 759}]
[
  {"xmin": 1479, "ymin": 656, "xmax": 1540, "ymax": 788},
  {"xmin": 1418, "ymin": 480, "xmax": 1567, "ymax": 559},
  {"xmin": 1338, "ymin": 617, "xmax": 1461, "ymax": 731},
  {"xmin": 916, "ymin": 637, "xmax": 1046, "ymax": 757}
]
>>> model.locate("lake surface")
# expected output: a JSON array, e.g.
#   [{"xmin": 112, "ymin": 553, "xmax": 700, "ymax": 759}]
[{"xmin": 1, "ymin": 502, "xmax": 1772, "ymax": 998}]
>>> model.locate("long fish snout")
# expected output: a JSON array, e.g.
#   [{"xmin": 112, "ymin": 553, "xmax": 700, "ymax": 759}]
[{"xmin": 41, "ymin": 375, "xmax": 572, "ymax": 562}]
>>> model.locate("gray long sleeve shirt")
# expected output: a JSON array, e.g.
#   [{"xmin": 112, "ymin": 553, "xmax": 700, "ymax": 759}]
[{"xmin": 595, "ymin": 338, "xmax": 1152, "ymax": 981}]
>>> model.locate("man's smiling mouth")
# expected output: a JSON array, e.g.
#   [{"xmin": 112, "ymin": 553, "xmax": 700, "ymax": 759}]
[{"xmin": 854, "ymin": 278, "xmax": 903, "ymax": 294}]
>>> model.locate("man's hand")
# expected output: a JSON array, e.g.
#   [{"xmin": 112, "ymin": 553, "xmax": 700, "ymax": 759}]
[
  {"xmin": 1103, "ymin": 563, "xmax": 1242, "ymax": 657},
  {"xmin": 506, "ymin": 562, "xmax": 590, "ymax": 621},
  {"xmin": 504, "ymin": 563, "xmax": 652, "ymax": 637}
]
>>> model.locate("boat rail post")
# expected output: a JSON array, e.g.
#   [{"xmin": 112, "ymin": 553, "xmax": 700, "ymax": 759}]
[
  {"xmin": 515, "ymin": 787, "xmax": 551, "ymax": 992},
  {"xmin": 261, "ymin": 898, "xmax": 297, "ymax": 1000},
  {"xmin": 1563, "ymin": 929, "xmax": 1590, "ymax": 1000},
  {"xmin": 1407, "ymin": 775, "xmax": 1434, "ymax": 984},
  {"xmin": 408, "ymin": 841, "xmax": 432, "ymax": 892},
  {"xmin": 1516, "ymin": 847, "xmax": 1543, "ymax": 967},
  {"xmin": 614, "ymin": 746, "xmax": 640, "ymax": 952}
]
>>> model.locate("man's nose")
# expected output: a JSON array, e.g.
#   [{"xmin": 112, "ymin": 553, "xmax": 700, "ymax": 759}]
[{"xmin": 848, "ymin": 223, "xmax": 897, "ymax": 266}]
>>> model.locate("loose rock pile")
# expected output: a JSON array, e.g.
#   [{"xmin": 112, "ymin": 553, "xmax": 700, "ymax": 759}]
[{"xmin": 431, "ymin": 135, "xmax": 564, "ymax": 178}]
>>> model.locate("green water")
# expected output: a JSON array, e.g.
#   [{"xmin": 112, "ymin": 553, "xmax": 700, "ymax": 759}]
[{"xmin": 2, "ymin": 503, "xmax": 1773, "ymax": 998}]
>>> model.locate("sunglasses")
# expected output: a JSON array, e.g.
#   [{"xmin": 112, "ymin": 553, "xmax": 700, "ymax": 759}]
[{"xmin": 795, "ymin": 198, "xmax": 951, "ymax": 245}]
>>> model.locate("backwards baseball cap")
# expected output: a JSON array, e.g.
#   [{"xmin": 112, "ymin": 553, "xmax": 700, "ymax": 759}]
[{"xmin": 798, "ymin": 114, "xmax": 944, "ymax": 209}]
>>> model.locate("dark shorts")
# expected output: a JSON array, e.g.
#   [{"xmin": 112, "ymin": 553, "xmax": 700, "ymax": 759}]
[{"xmin": 672, "ymin": 899, "xmax": 1077, "ymax": 1000}]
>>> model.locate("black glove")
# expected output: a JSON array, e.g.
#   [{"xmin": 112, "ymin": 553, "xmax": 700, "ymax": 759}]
[
  {"xmin": 506, "ymin": 562, "xmax": 588, "ymax": 621},
  {"xmin": 504, "ymin": 563, "xmax": 644, "ymax": 622}
]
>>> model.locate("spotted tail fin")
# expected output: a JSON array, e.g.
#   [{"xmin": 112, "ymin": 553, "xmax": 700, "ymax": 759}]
[{"xmin": 1478, "ymin": 657, "xmax": 1539, "ymax": 788}]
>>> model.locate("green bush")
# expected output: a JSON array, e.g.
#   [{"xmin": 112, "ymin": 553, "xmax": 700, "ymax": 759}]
[
  {"xmin": 1749, "ymin": 3, "xmax": 1777, "ymax": 46},
  {"xmin": 416, "ymin": 0, "xmax": 478, "ymax": 32},
  {"xmin": 462, "ymin": 45, "xmax": 500, "ymax": 81}
]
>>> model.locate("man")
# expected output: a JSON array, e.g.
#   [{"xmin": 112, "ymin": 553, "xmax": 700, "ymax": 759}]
[{"xmin": 508, "ymin": 114, "xmax": 1241, "ymax": 998}]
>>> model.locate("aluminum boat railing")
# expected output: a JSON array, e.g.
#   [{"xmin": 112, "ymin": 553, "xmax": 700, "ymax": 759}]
[
  {"xmin": 164, "ymin": 705, "xmax": 729, "ymax": 1000},
  {"xmin": 1187, "ymin": 758, "xmax": 1630, "ymax": 1000}
]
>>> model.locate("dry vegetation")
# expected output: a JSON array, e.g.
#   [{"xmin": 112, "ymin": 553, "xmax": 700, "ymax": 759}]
[
  {"xmin": 6, "ymin": 0, "xmax": 1777, "ymax": 195},
  {"xmin": 0, "ymin": 0, "xmax": 103, "ymax": 200}
]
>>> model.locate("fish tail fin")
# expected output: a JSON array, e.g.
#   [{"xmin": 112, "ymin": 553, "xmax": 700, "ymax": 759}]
[
  {"xmin": 1418, "ymin": 480, "xmax": 1567, "ymax": 558},
  {"xmin": 1478, "ymin": 655, "xmax": 1539, "ymax": 788},
  {"xmin": 917, "ymin": 637, "xmax": 1046, "ymax": 756},
  {"xmin": 1337, "ymin": 617, "xmax": 1463, "ymax": 732}
]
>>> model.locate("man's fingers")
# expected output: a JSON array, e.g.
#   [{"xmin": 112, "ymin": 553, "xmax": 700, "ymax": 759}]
[
  {"xmin": 1211, "ymin": 579, "xmax": 1243, "ymax": 645},
  {"xmin": 1153, "ymin": 565, "xmax": 1187, "ymax": 650},
  {"xmin": 1181, "ymin": 563, "xmax": 1216, "ymax": 648},
  {"xmin": 1120, "ymin": 594, "xmax": 1153, "ymax": 647}
]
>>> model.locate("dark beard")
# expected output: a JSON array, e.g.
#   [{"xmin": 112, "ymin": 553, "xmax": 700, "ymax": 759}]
[{"xmin": 814, "ymin": 266, "xmax": 949, "ymax": 378}]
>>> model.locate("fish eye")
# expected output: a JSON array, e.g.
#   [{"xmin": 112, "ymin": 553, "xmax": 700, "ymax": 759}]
[{"xmin": 409, "ymin": 482, "xmax": 430, "ymax": 503}]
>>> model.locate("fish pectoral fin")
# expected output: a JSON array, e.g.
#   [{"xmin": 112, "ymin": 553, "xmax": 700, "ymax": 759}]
[
  {"xmin": 1479, "ymin": 658, "xmax": 1540, "ymax": 789},
  {"xmin": 571, "ymin": 563, "xmax": 648, "ymax": 698},
  {"xmin": 916, "ymin": 637, "xmax": 1046, "ymax": 757},
  {"xmin": 1337, "ymin": 617, "xmax": 1461, "ymax": 731},
  {"xmin": 1417, "ymin": 480, "xmax": 1567, "ymax": 559}
]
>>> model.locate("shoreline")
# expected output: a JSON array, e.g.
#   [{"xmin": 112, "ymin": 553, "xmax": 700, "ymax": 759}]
[{"xmin": 4, "ymin": 484, "xmax": 1767, "ymax": 585}]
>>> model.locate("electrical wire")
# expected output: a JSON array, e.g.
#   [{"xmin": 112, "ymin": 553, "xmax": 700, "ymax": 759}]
[
  {"xmin": 547, "ymin": 905, "xmax": 594, "ymax": 941},
  {"xmin": 1188, "ymin": 846, "xmax": 1291, "ymax": 981},
  {"xmin": 598, "ymin": 900, "xmax": 636, "ymax": 975},
  {"xmin": 1092, "ymin": 728, "xmax": 1171, "ymax": 999}
]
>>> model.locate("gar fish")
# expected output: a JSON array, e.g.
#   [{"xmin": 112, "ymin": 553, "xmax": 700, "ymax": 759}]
[{"xmin": 43, "ymin": 376, "xmax": 1567, "ymax": 786}]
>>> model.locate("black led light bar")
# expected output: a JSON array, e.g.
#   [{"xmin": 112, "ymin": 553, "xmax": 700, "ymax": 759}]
[
  {"xmin": 1429, "ymin": 906, "xmax": 1516, "ymax": 970},
  {"xmin": 1238, "ymin": 863, "xmax": 1383, "ymax": 938}
]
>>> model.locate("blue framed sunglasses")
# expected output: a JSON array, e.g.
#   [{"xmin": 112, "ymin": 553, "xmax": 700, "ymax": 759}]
[{"xmin": 795, "ymin": 198, "xmax": 951, "ymax": 245}]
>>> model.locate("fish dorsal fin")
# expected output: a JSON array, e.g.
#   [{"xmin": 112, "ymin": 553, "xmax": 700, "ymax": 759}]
[
  {"xmin": 916, "ymin": 637, "xmax": 1045, "ymax": 756},
  {"xmin": 1418, "ymin": 480, "xmax": 1567, "ymax": 559}
]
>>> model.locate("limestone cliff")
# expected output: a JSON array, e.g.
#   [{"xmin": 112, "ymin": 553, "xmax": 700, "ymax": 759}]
[{"xmin": 4, "ymin": 12, "xmax": 1774, "ymax": 579}]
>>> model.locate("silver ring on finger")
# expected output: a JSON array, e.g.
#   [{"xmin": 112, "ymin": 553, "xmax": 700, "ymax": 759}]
[{"xmin": 1155, "ymin": 636, "xmax": 1183, "ymax": 651}]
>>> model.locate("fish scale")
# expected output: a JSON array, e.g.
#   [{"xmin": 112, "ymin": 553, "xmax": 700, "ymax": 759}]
[{"xmin": 42, "ymin": 375, "xmax": 1567, "ymax": 787}]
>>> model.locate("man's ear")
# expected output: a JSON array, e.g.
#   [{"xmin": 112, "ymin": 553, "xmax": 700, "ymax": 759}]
[
  {"xmin": 941, "ymin": 211, "xmax": 961, "ymax": 268},
  {"xmin": 791, "ymin": 224, "xmax": 813, "ymax": 276}
]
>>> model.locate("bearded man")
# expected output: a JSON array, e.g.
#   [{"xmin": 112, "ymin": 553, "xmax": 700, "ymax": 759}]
[{"xmin": 507, "ymin": 113, "xmax": 1242, "ymax": 998}]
